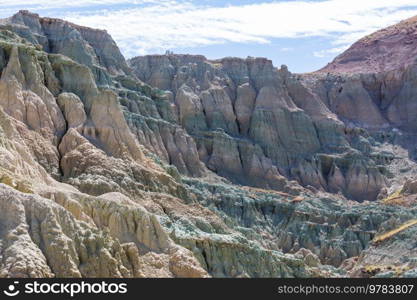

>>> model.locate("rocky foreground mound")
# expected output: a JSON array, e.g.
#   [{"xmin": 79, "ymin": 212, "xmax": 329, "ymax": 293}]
[{"xmin": 0, "ymin": 10, "xmax": 416, "ymax": 278}]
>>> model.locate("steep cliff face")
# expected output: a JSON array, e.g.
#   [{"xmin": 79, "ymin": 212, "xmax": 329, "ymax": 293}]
[
  {"xmin": 0, "ymin": 10, "xmax": 417, "ymax": 278},
  {"xmin": 314, "ymin": 14, "xmax": 417, "ymax": 134},
  {"xmin": 0, "ymin": 10, "xmax": 340, "ymax": 278},
  {"xmin": 128, "ymin": 54, "xmax": 401, "ymax": 201},
  {"xmin": 7, "ymin": 10, "xmax": 130, "ymax": 77}
]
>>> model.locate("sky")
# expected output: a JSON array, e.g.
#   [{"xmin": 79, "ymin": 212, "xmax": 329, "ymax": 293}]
[{"xmin": 1, "ymin": 0, "xmax": 417, "ymax": 73}]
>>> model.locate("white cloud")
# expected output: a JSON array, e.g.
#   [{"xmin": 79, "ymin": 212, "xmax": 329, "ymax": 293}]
[
  {"xmin": 313, "ymin": 45, "xmax": 350, "ymax": 58},
  {"xmin": 0, "ymin": 0, "xmax": 156, "ymax": 9},
  {"xmin": 2, "ymin": 0, "xmax": 417, "ymax": 58}
]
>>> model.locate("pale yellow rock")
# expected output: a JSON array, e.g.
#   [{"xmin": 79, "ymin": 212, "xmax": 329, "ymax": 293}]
[
  {"xmin": 88, "ymin": 89, "xmax": 144, "ymax": 161},
  {"xmin": 57, "ymin": 93, "xmax": 86, "ymax": 128},
  {"xmin": 0, "ymin": 184, "xmax": 198, "ymax": 278}
]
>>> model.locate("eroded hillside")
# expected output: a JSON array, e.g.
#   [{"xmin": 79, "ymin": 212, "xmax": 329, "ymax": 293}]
[{"xmin": 0, "ymin": 10, "xmax": 416, "ymax": 278}]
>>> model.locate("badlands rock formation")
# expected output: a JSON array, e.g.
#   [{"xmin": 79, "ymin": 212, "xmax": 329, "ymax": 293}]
[
  {"xmin": 0, "ymin": 10, "xmax": 416, "ymax": 278},
  {"xmin": 128, "ymin": 55, "xmax": 386, "ymax": 201}
]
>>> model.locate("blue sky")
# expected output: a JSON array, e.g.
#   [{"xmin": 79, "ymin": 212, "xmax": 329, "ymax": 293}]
[{"xmin": 1, "ymin": 0, "xmax": 417, "ymax": 73}]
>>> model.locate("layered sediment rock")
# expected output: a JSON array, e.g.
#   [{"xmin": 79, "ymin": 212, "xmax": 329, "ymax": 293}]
[
  {"xmin": 0, "ymin": 10, "xmax": 417, "ymax": 278},
  {"xmin": 0, "ymin": 10, "xmax": 340, "ymax": 278},
  {"xmin": 129, "ymin": 54, "xmax": 395, "ymax": 201}
]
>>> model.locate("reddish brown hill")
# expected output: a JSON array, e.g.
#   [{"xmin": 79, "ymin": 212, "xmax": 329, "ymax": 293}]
[{"xmin": 318, "ymin": 15, "xmax": 417, "ymax": 74}]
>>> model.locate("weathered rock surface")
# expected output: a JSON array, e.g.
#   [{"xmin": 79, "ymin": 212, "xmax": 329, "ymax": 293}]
[
  {"xmin": 129, "ymin": 54, "xmax": 394, "ymax": 201},
  {"xmin": 319, "ymin": 15, "xmax": 417, "ymax": 74},
  {"xmin": 1, "ymin": 10, "xmax": 417, "ymax": 278}
]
